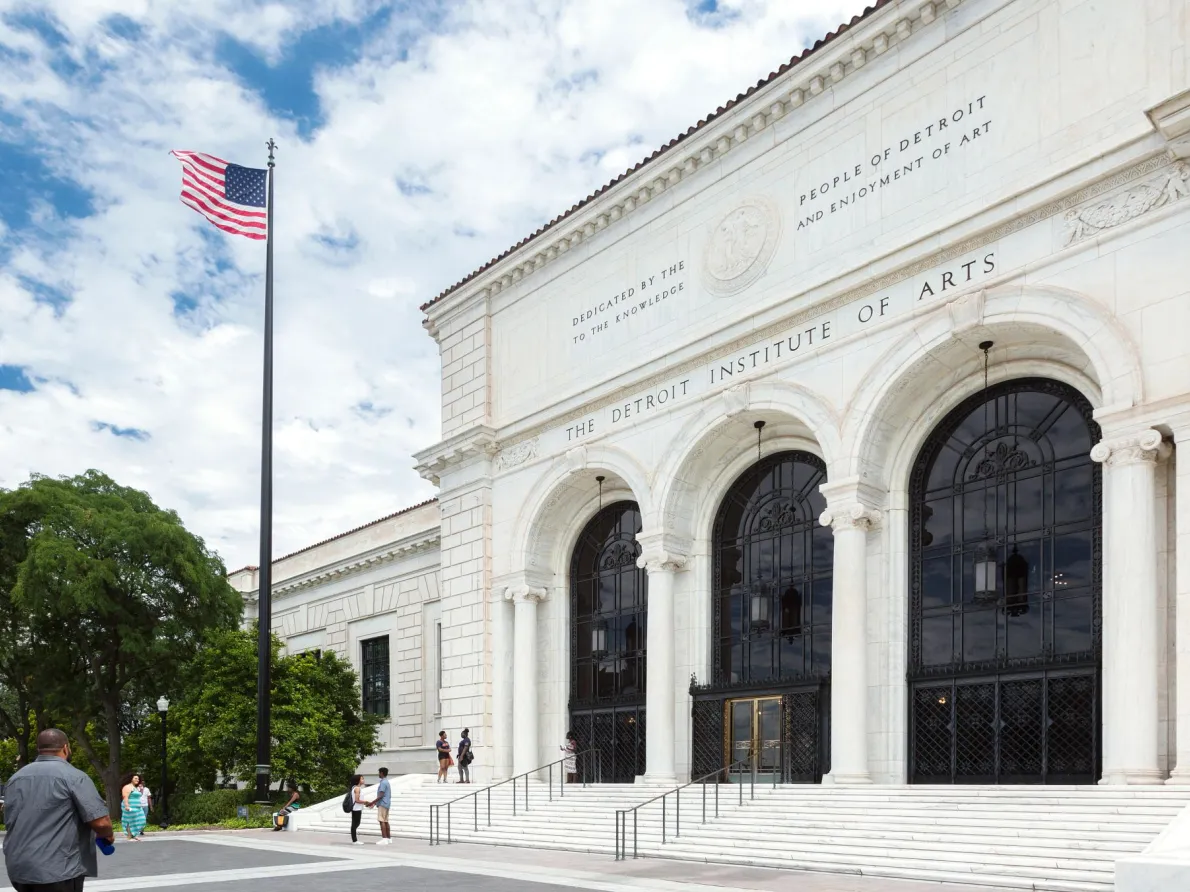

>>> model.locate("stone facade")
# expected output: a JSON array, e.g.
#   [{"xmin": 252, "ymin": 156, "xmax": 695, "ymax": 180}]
[
  {"xmin": 245, "ymin": 0, "xmax": 1190, "ymax": 787},
  {"xmin": 230, "ymin": 500, "xmax": 442, "ymax": 775}
]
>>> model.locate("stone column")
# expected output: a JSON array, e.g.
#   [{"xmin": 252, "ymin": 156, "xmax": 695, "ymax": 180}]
[
  {"xmin": 1093, "ymin": 429, "xmax": 1169, "ymax": 784},
  {"xmin": 639, "ymin": 546, "xmax": 687, "ymax": 783},
  {"xmin": 511, "ymin": 586, "xmax": 546, "ymax": 776},
  {"xmin": 1169, "ymin": 427, "xmax": 1190, "ymax": 784},
  {"xmin": 819, "ymin": 500, "xmax": 880, "ymax": 785},
  {"xmin": 491, "ymin": 588, "xmax": 514, "ymax": 781}
]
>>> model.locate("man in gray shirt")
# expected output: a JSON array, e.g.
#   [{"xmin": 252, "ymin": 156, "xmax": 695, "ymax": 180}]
[{"xmin": 3, "ymin": 729, "xmax": 114, "ymax": 892}]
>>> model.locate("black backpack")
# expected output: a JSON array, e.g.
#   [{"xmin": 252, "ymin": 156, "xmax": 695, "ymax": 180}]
[{"xmin": 341, "ymin": 788, "xmax": 354, "ymax": 813}]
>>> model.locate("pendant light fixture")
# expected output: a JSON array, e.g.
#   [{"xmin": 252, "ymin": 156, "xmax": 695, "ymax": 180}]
[
  {"xmin": 591, "ymin": 474, "xmax": 609, "ymax": 657},
  {"xmin": 973, "ymin": 341, "xmax": 998, "ymax": 602},
  {"xmin": 750, "ymin": 420, "xmax": 771, "ymax": 633}
]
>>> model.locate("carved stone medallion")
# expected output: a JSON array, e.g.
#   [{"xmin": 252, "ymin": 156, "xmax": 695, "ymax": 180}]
[{"xmin": 702, "ymin": 197, "xmax": 781, "ymax": 296}]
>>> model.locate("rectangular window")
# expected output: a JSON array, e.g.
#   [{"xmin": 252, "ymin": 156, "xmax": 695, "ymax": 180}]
[
  {"xmin": 361, "ymin": 636, "xmax": 390, "ymax": 717},
  {"xmin": 435, "ymin": 622, "xmax": 443, "ymax": 716}
]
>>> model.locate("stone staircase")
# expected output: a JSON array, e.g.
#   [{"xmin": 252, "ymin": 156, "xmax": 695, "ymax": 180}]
[{"xmin": 293, "ymin": 777, "xmax": 1190, "ymax": 891}]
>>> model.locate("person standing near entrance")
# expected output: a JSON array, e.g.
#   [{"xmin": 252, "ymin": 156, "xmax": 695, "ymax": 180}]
[
  {"xmin": 365, "ymin": 767, "xmax": 391, "ymax": 845},
  {"xmin": 560, "ymin": 731, "xmax": 578, "ymax": 784},
  {"xmin": 435, "ymin": 732, "xmax": 452, "ymax": 783},
  {"xmin": 456, "ymin": 730, "xmax": 472, "ymax": 784},
  {"xmin": 3, "ymin": 729, "xmax": 115, "ymax": 892}
]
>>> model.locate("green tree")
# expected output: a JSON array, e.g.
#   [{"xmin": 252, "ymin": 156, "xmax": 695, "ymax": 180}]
[
  {"xmin": 3, "ymin": 470, "xmax": 242, "ymax": 817},
  {"xmin": 172, "ymin": 625, "xmax": 381, "ymax": 794}
]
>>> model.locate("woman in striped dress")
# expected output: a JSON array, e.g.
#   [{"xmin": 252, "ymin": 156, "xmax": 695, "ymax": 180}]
[{"xmin": 121, "ymin": 773, "xmax": 147, "ymax": 840}]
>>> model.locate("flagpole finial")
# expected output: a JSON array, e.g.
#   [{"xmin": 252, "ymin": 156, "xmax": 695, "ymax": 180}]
[{"xmin": 266, "ymin": 138, "xmax": 277, "ymax": 168}]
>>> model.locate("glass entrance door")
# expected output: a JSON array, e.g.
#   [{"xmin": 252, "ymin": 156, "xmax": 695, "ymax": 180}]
[{"xmin": 728, "ymin": 697, "xmax": 782, "ymax": 782}]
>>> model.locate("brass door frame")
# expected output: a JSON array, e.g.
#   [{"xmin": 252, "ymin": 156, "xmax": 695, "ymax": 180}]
[{"xmin": 725, "ymin": 696, "xmax": 782, "ymax": 781}]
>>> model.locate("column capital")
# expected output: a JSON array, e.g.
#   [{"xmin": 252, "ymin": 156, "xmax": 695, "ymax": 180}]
[
  {"xmin": 635, "ymin": 530, "xmax": 690, "ymax": 573},
  {"xmin": 819, "ymin": 502, "xmax": 882, "ymax": 533},
  {"xmin": 637, "ymin": 550, "xmax": 688, "ymax": 573},
  {"xmin": 1090, "ymin": 429, "xmax": 1170, "ymax": 467},
  {"xmin": 508, "ymin": 585, "xmax": 547, "ymax": 604}
]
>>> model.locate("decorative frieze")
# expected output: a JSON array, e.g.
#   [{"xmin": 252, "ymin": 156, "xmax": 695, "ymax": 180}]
[
  {"xmin": 495, "ymin": 437, "xmax": 538, "ymax": 471},
  {"xmin": 1064, "ymin": 162, "xmax": 1189, "ymax": 245}
]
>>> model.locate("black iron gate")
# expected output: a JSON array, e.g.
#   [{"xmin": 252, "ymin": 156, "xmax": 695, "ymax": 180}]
[
  {"xmin": 910, "ymin": 670, "xmax": 1098, "ymax": 783},
  {"xmin": 570, "ymin": 705, "xmax": 645, "ymax": 783}
]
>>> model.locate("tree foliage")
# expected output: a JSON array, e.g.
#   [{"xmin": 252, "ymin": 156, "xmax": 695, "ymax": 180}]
[
  {"xmin": 171, "ymin": 625, "xmax": 381, "ymax": 794},
  {"xmin": 0, "ymin": 470, "xmax": 242, "ymax": 815}
]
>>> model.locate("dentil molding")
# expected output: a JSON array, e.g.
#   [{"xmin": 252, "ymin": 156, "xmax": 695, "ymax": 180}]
[{"xmin": 1090, "ymin": 429, "xmax": 1171, "ymax": 467}]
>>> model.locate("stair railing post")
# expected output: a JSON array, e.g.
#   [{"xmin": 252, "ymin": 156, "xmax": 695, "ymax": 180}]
[
  {"xmin": 715, "ymin": 777, "xmax": 719, "ymax": 818},
  {"xmin": 701, "ymin": 780, "xmax": 706, "ymax": 825},
  {"xmin": 662, "ymin": 795, "xmax": 667, "ymax": 846},
  {"xmin": 473, "ymin": 791, "xmax": 478, "ymax": 832},
  {"xmin": 633, "ymin": 809, "xmax": 638, "ymax": 859},
  {"xmin": 487, "ymin": 785, "xmax": 491, "ymax": 827},
  {"xmin": 447, "ymin": 802, "xmax": 452, "ymax": 844},
  {"xmin": 675, "ymin": 786, "xmax": 681, "ymax": 838},
  {"xmin": 429, "ymin": 805, "xmax": 433, "ymax": 846}
]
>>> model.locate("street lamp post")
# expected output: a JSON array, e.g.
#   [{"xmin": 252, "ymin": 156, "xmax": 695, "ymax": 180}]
[{"xmin": 156, "ymin": 696, "xmax": 170, "ymax": 828}]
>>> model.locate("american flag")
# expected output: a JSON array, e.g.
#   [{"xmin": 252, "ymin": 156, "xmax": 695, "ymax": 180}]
[{"xmin": 170, "ymin": 150, "xmax": 268, "ymax": 240}]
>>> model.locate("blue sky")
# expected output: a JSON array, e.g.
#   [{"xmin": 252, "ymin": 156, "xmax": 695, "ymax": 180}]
[{"xmin": 0, "ymin": 0, "xmax": 865, "ymax": 568}]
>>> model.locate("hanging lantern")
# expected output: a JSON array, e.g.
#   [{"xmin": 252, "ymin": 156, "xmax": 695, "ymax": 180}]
[
  {"xmin": 750, "ymin": 585, "xmax": 771, "ymax": 632},
  {"xmin": 974, "ymin": 544, "xmax": 998, "ymax": 599},
  {"xmin": 1005, "ymin": 545, "xmax": 1030, "ymax": 617},
  {"xmin": 591, "ymin": 616, "xmax": 608, "ymax": 658}
]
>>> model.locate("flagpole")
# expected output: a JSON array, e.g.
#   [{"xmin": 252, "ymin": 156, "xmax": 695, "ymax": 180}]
[{"xmin": 255, "ymin": 138, "xmax": 276, "ymax": 804}]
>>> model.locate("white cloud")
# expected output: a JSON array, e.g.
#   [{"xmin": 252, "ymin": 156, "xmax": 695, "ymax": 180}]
[{"xmin": 0, "ymin": 0, "xmax": 867, "ymax": 568}]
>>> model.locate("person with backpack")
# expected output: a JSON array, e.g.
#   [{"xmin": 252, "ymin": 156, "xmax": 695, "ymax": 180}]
[
  {"xmin": 456, "ymin": 730, "xmax": 472, "ymax": 784},
  {"xmin": 342, "ymin": 775, "xmax": 365, "ymax": 845}
]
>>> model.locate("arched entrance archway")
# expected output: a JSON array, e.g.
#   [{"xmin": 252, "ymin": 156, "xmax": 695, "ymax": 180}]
[
  {"xmin": 569, "ymin": 501, "xmax": 647, "ymax": 783},
  {"xmin": 691, "ymin": 451, "xmax": 833, "ymax": 783},
  {"xmin": 908, "ymin": 378, "xmax": 1102, "ymax": 784}
]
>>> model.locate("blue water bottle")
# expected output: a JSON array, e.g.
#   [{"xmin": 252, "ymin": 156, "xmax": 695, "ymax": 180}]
[{"xmin": 96, "ymin": 837, "xmax": 115, "ymax": 856}]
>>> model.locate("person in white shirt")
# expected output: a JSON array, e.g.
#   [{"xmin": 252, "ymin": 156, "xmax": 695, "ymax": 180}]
[{"xmin": 349, "ymin": 775, "xmax": 365, "ymax": 845}]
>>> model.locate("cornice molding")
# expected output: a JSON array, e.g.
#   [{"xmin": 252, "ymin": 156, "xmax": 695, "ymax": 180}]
[
  {"xmin": 268, "ymin": 530, "xmax": 442, "ymax": 599},
  {"xmin": 414, "ymin": 425, "xmax": 498, "ymax": 484},
  {"xmin": 424, "ymin": 0, "xmax": 965, "ymax": 322}
]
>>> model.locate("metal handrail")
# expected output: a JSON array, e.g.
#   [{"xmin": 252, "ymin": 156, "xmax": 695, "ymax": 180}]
[
  {"xmin": 614, "ymin": 754, "xmax": 775, "ymax": 860},
  {"xmin": 429, "ymin": 747, "xmax": 602, "ymax": 845}
]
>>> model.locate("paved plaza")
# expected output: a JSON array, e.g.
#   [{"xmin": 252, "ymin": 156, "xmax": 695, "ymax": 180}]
[{"xmin": 1, "ymin": 830, "xmax": 1025, "ymax": 892}]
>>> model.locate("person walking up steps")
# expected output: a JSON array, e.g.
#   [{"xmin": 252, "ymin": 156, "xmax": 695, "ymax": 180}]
[
  {"xmin": 3, "ymin": 729, "xmax": 115, "ymax": 892},
  {"xmin": 365, "ymin": 767, "xmax": 391, "ymax": 844}
]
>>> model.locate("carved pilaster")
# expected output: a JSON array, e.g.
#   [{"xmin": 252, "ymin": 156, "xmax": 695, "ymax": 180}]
[{"xmin": 1090, "ymin": 429, "xmax": 1170, "ymax": 467}]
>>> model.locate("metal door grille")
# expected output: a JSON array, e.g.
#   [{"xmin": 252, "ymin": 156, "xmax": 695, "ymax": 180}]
[{"xmin": 910, "ymin": 671, "xmax": 1098, "ymax": 784}]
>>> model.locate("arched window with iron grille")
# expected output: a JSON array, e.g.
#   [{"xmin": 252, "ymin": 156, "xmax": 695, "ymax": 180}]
[
  {"xmin": 908, "ymin": 378, "xmax": 1102, "ymax": 784},
  {"xmin": 569, "ymin": 501, "xmax": 646, "ymax": 783}
]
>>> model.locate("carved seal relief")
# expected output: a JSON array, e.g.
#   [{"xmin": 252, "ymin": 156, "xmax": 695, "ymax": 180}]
[{"xmin": 702, "ymin": 197, "xmax": 781, "ymax": 295}]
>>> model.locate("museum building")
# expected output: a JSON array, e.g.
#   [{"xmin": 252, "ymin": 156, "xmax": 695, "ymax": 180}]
[{"xmin": 233, "ymin": 0, "xmax": 1190, "ymax": 788}]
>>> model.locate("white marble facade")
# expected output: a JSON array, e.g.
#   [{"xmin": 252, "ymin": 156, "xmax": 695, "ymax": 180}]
[{"xmin": 243, "ymin": 0, "xmax": 1190, "ymax": 786}]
